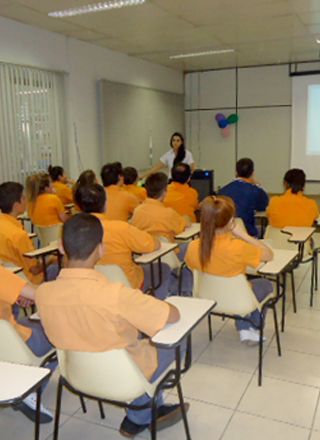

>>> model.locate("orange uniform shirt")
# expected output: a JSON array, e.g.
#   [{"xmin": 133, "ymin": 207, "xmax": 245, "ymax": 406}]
[
  {"xmin": 164, "ymin": 182, "xmax": 199, "ymax": 222},
  {"xmin": 132, "ymin": 198, "xmax": 188, "ymax": 243},
  {"xmin": 0, "ymin": 213, "xmax": 43, "ymax": 284},
  {"xmin": 123, "ymin": 184, "xmax": 147, "ymax": 202},
  {"xmin": 35, "ymin": 268, "xmax": 170, "ymax": 380},
  {"xmin": 93, "ymin": 213, "xmax": 157, "ymax": 288},
  {"xmin": 28, "ymin": 193, "xmax": 65, "ymax": 226},
  {"xmin": 53, "ymin": 181, "xmax": 73, "ymax": 205},
  {"xmin": 0, "ymin": 266, "xmax": 32, "ymax": 342},
  {"xmin": 185, "ymin": 232, "xmax": 262, "ymax": 277},
  {"xmin": 105, "ymin": 186, "xmax": 140, "ymax": 221},
  {"xmin": 266, "ymin": 190, "xmax": 319, "ymax": 228}
]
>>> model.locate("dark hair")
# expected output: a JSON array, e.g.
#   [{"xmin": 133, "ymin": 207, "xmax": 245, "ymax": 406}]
[
  {"xmin": 25, "ymin": 173, "xmax": 51, "ymax": 204},
  {"xmin": 145, "ymin": 172, "xmax": 168, "ymax": 199},
  {"xmin": 48, "ymin": 166, "xmax": 64, "ymax": 182},
  {"xmin": 74, "ymin": 184, "xmax": 106, "ymax": 214},
  {"xmin": 113, "ymin": 162, "xmax": 123, "ymax": 174},
  {"xmin": 170, "ymin": 132, "xmax": 186, "ymax": 167},
  {"xmin": 0, "ymin": 182, "xmax": 24, "ymax": 213},
  {"xmin": 284, "ymin": 168, "xmax": 306, "ymax": 194},
  {"xmin": 200, "ymin": 196, "xmax": 236, "ymax": 269},
  {"xmin": 63, "ymin": 213, "xmax": 103, "ymax": 260},
  {"xmin": 236, "ymin": 158, "xmax": 254, "ymax": 178},
  {"xmin": 100, "ymin": 163, "xmax": 121, "ymax": 187},
  {"xmin": 171, "ymin": 163, "xmax": 191, "ymax": 184},
  {"xmin": 77, "ymin": 170, "xmax": 97, "ymax": 187},
  {"xmin": 123, "ymin": 167, "xmax": 138, "ymax": 185}
]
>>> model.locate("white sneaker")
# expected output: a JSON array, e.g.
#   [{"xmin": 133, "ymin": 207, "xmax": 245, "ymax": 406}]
[
  {"xmin": 239, "ymin": 328, "xmax": 266, "ymax": 346},
  {"xmin": 250, "ymin": 327, "xmax": 267, "ymax": 343},
  {"xmin": 13, "ymin": 392, "xmax": 53, "ymax": 423},
  {"xmin": 239, "ymin": 329, "xmax": 252, "ymax": 343}
]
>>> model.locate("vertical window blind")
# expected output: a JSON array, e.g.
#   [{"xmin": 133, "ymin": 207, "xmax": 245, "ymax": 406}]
[{"xmin": 0, "ymin": 63, "xmax": 67, "ymax": 184}]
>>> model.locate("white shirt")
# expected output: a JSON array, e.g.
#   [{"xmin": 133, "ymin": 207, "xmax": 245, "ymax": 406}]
[{"xmin": 160, "ymin": 149, "xmax": 194, "ymax": 173}]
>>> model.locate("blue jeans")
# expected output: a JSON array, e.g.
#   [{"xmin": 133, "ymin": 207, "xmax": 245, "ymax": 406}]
[{"xmin": 142, "ymin": 263, "xmax": 171, "ymax": 301}]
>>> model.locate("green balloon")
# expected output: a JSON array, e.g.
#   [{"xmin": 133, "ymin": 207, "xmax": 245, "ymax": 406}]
[{"xmin": 227, "ymin": 114, "xmax": 239, "ymax": 124}]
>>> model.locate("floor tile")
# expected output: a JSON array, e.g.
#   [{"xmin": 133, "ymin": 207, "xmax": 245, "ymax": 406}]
[{"xmin": 270, "ymin": 324, "xmax": 320, "ymax": 356}]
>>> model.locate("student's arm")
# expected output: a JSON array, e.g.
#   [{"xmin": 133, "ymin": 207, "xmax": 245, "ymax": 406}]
[
  {"xmin": 140, "ymin": 161, "xmax": 166, "ymax": 180},
  {"xmin": 19, "ymin": 283, "xmax": 36, "ymax": 301},
  {"xmin": 190, "ymin": 162, "xmax": 195, "ymax": 172},
  {"xmin": 59, "ymin": 212, "xmax": 68, "ymax": 223},
  {"xmin": 166, "ymin": 304, "xmax": 180, "ymax": 323},
  {"xmin": 232, "ymin": 223, "xmax": 273, "ymax": 261}
]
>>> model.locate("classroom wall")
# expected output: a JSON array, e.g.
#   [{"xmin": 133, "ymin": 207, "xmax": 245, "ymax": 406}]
[{"xmin": 0, "ymin": 16, "xmax": 183, "ymax": 180}]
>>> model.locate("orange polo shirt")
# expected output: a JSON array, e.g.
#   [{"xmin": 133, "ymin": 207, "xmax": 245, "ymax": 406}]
[
  {"xmin": 28, "ymin": 193, "xmax": 65, "ymax": 226},
  {"xmin": 53, "ymin": 181, "xmax": 73, "ymax": 205},
  {"xmin": 266, "ymin": 190, "xmax": 319, "ymax": 228},
  {"xmin": 0, "ymin": 213, "xmax": 43, "ymax": 284},
  {"xmin": 123, "ymin": 184, "xmax": 147, "ymax": 202},
  {"xmin": 0, "ymin": 266, "xmax": 32, "ymax": 342},
  {"xmin": 105, "ymin": 185, "xmax": 140, "ymax": 221},
  {"xmin": 185, "ymin": 232, "xmax": 262, "ymax": 277},
  {"xmin": 93, "ymin": 213, "xmax": 157, "ymax": 288},
  {"xmin": 164, "ymin": 182, "xmax": 199, "ymax": 222},
  {"xmin": 132, "ymin": 198, "xmax": 187, "ymax": 243},
  {"xmin": 35, "ymin": 268, "xmax": 170, "ymax": 380}
]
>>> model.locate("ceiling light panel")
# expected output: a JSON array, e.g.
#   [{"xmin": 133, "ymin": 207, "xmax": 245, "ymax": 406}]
[{"xmin": 49, "ymin": 0, "xmax": 146, "ymax": 18}]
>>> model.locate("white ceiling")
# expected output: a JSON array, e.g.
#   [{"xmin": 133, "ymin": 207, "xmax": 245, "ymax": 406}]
[{"xmin": 1, "ymin": 0, "xmax": 320, "ymax": 71}]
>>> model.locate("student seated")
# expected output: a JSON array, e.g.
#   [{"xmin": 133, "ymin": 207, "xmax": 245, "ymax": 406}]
[
  {"xmin": 122, "ymin": 166, "xmax": 147, "ymax": 202},
  {"xmin": 185, "ymin": 196, "xmax": 274, "ymax": 345},
  {"xmin": 74, "ymin": 184, "xmax": 171, "ymax": 300},
  {"xmin": 219, "ymin": 158, "xmax": 269, "ymax": 237},
  {"xmin": 26, "ymin": 173, "xmax": 68, "ymax": 226},
  {"xmin": 0, "ymin": 264, "xmax": 54, "ymax": 423},
  {"xmin": 164, "ymin": 163, "xmax": 199, "ymax": 222},
  {"xmin": 35, "ymin": 213, "xmax": 189, "ymax": 438},
  {"xmin": 0, "ymin": 182, "xmax": 58, "ymax": 284},
  {"xmin": 101, "ymin": 163, "xmax": 140, "ymax": 221},
  {"xmin": 266, "ymin": 168, "xmax": 319, "ymax": 228},
  {"xmin": 48, "ymin": 165, "xmax": 74, "ymax": 205}
]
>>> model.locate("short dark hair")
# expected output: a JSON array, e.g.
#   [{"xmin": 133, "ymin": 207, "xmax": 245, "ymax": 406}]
[
  {"xmin": 236, "ymin": 158, "xmax": 254, "ymax": 178},
  {"xmin": 76, "ymin": 170, "xmax": 97, "ymax": 187},
  {"xmin": 171, "ymin": 163, "xmax": 191, "ymax": 184},
  {"xmin": 74, "ymin": 184, "xmax": 106, "ymax": 214},
  {"xmin": 63, "ymin": 213, "xmax": 103, "ymax": 260},
  {"xmin": 100, "ymin": 163, "xmax": 121, "ymax": 187},
  {"xmin": 0, "ymin": 182, "xmax": 24, "ymax": 213},
  {"xmin": 123, "ymin": 167, "xmax": 138, "ymax": 185},
  {"xmin": 284, "ymin": 168, "xmax": 306, "ymax": 194},
  {"xmin": 48, "ymin": 166, "xmax": 64, "ymax": 182},
  {"xmin": 145, "ymin": 172, "xmax": 168, "ymax": 199}
]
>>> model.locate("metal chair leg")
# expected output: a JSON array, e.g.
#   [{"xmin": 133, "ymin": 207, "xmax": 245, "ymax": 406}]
[
  {"xmin": 258, "ymin": 314, "xmax": 264, "ymax": 386},
  {"xmin": 80, "ymin": 395, "xmax": 86, "ymax": 413},
  {"xmin": 98, "ymin": 400, "xmax": 105, "ymax": 419},
  {"xmin": 207, "ymin": 314, "xmax": 212, "ymax": 341},
  {"xmin": 177, "ymin": 382, "xmax": 192, "ymax": 440},
  {"xmin": 291, "ymin": 270, "xmax": 297, "ymax": 313},
  {"xmin": 53, "ymin": 377, "xmax": 64, "ymax": 440},
  {"xmin": 272, "ymin": 305, "xmax": 281, "ymax": 357}
]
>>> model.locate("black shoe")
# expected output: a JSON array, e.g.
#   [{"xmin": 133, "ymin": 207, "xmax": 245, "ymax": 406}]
[
  {"xmin": 119, "ymin": 416, "xmax": 149, "ymax": 438},
  {"xmin": 151, "ymin": 403, "xmax": 190, "ymax": 431}
]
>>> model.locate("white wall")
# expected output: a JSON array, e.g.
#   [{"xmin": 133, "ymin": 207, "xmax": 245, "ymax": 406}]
[{"xmin": 0, "ymin": 16, "xmax": 183, "ymax": 179}]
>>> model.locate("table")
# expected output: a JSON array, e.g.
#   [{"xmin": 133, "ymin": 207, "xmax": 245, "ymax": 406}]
[
  {"xmin": 175, "ymin": 223, "xmax": 200, "ymax": 241},
  {"xmin": 0, "ymin": 361, "xmax": 51, "ymax": 440},
  {"xmin": 23, "ymin": 241, "xmax": 60, "ymax": 281},
  {"xmin": 135, "ymin": 242, "xmax": 178, "ymax": 295}
]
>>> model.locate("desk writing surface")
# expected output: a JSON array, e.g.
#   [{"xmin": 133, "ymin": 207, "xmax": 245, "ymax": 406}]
[
  {"xmin": 24, "ymin": 240, "xmax": 59, "ymax": 258},
  {"xmin": 281, "ymin": 226, "xmax": 316, "ymax": 243},
  {"xmin": 175, "ymin": 223, "xmax": 200, "ymax": 240},
  {"xmin": 134, "ymin": 242, "xmax": 178, "ymax": 264},
  {"xmin": 3, "ymin": 264, "xmax": 23, "ymax": 274},
  {"xmin": 152, "ymin": 297, "xmax": 216, "ymax": 347},
  {"xmin": 258, "ymin": 249, "xmax": 299, "ymax": 275}
]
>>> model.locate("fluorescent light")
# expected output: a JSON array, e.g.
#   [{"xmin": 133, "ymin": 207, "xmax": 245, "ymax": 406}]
[
  {"xmin": 316, "ymin": 38, "xmax": 320, "ymax": 44},
  {"xmin": 49, "ymin": 0, "xmax": 146, "ymax": 17},
  {"xmin": 170, "ymin": 49, "xmax": 235, "ymax": 60}
]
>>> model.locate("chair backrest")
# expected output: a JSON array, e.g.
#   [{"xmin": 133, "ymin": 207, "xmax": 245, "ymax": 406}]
[
  {"xmin": 36, "ymin": 224, "xmax": 63, "ymax": 247},
  {"xmin": 0, "ymin": 320, "xmax": 45, "ymax": 366},
  {"xmin": 94, "ymin": 264, "xmax": 132, "ymax": 288},
  {"xmin": 264, "ymin": 225, "xmax": 297, "ymax": 251},
  {"xmin": 193, "ymin": 270, "xmax": 260, "ymax": 315},
  {"xmin": 158, "ymin": 237, "xmax": 181, "ymax": 270},
  {"xmin": 57, "ymin": 348, "xmax": 154, "ymax": 402}
]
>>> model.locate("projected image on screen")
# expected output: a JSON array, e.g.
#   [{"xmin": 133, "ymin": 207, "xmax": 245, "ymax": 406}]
[{"xmin": 307, "ymin": 84, "xmax": 320, "ymax": 155}]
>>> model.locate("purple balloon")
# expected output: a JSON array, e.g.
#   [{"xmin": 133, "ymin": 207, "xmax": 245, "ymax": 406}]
[
  {"xmin": 218, "ymin": 119, "xmax": 228, "ymax": 129},
  {"xmin": 215, "ymin": 113, "xmax": 226, "ymax": 123}
]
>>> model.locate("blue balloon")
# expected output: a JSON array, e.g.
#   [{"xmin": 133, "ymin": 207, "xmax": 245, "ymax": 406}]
[{"xmin": 218, "ymin": 119, "xmax": 228, "ymax": 129}]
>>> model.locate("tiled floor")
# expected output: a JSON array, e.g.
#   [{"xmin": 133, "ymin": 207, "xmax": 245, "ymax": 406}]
[{"xmin": 2, "ymin": 261, "xmax": 320, "ymax": 440}]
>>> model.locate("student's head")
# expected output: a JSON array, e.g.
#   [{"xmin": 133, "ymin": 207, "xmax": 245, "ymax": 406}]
[
  {"xmin": 48, "ymin": 166, "xmax": 67, "ymax": 183},
  {"xmin": 0, "ymin": 182, "xmax": 26, "ymax": 214},
  {"xmin": 283, "ymin": 169, "xmax": 306, "ymax": 194},
  {"xmin": 100, "ymin": 163, "xmax": 122, "ymax": 187},
  {"xmin": 171, "ymin": 163, "xmax": 191, "ymax": 184},
  {"xmin": 236, "ymin": 158, "xmax": 254, "ymax": 178},
  {"xmin": 62, "ymin": 213, "xmax": 104, "ymax": 262},
  {"xmin": 74, "ymin": 184, "xmax": 106, "ymax": 214},
  {"xmin": 145, "ymin": 172, "xmax": 168, "ymax": 199},
  {"xmin": 170, "ymin": 132, "xmax": 186, "ymax": 166},
  {"xmin": 26, "ymin": 173, "xmax": 53, "ymax": 203},
  {"xmin": 76, "ymin": 170, "xmax": 98, "ymax": 187},
  {"xmin": 122, "ymin": 167, "xmax": 138, "ymax": 185},
  {"xmin": 200, "ymin": 196, "xmax": 236, "ymax": 269}
]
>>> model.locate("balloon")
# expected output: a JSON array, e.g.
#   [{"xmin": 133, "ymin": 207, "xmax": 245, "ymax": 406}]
[
  {"xmin": 215, "ymin": 113, "xmax": 226, "ymax": 123},
  {"xmin": 218, "ymin": 119, "xmax": 228, "ymax": 129},
  {"xmin": 227, "ymin": 114, "xmax": 239, "ymax": 124},
  {"xmin": 221, "ymin": 126, "xmax": 231, "ymax": 137}
]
